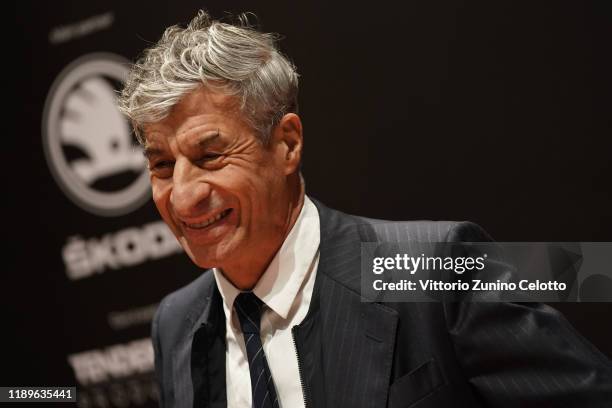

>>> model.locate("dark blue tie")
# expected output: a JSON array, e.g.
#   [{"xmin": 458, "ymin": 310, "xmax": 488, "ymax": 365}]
[{"xmin": 234, "ymin": 292, "xmax": 279, "ymax": 408}]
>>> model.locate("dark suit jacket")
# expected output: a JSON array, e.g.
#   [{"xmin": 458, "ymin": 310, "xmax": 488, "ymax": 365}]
[{"xmin": 152, "ymin": 198, "xmax": 612, "ymax": 408}]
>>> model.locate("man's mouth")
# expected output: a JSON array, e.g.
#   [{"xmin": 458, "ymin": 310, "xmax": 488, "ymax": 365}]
[{"xmin": 184, "ymin": 208, "xmax": 233, "ymax": 229}]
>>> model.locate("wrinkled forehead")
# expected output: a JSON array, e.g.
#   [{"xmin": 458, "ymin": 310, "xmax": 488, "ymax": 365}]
[
  {"xmin": 176, "ymin": 85, "xmax": 240, "ymax": 115},
  {"xmin": 141, "ymin": 86, "xmax": 244, "ymax": 145}
]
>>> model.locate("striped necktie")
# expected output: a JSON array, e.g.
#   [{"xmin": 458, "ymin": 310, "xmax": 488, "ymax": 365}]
[{"xmin": 234, "ymin": 292, "xmax": 279, "ymax": 408}]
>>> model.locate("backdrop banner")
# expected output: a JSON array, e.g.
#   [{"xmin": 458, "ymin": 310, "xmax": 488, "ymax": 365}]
[{"xmin": 14, "ymin": 2, "xmax": 612, "ymax": 407}]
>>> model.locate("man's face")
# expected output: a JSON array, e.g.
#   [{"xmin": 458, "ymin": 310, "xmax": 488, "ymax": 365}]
[{"xmin": 143, "ymin": 87, "xmax": 294, "ymax": 276}]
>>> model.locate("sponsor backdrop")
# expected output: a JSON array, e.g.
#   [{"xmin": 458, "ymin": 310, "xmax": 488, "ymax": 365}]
[{"xmin": 13, "ymin": 1, "xmax": 611, "ymax": 407}]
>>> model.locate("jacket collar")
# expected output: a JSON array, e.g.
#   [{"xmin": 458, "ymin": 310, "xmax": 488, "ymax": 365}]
[{"xmin": 307, "ymin": 197, "xmax": 399, "ymax": 408}]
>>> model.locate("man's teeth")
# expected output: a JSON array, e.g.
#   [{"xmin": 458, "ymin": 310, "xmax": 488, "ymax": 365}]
[{"xmin": 187, "ymin": 210, "xmax": 229, "ymax": 229}]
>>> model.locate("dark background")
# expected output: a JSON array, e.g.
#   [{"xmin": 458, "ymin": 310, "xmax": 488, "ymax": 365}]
[{"xmin": 11, "ymin": 0, "xmax": 611, "ymax": 405}]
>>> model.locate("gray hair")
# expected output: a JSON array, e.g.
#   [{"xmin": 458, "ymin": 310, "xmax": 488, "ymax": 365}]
[{"xmin": 117, "ymin": 10, "xmax": 299, "ymax": 145}]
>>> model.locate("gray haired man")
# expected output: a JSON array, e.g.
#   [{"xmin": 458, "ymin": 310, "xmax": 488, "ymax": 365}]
[{"xmin": 119, "ymin": 10, "xmax": 612, "ymax": 408}]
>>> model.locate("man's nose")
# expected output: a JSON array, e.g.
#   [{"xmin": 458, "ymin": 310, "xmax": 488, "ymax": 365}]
[{"xmin": 170, "ymin": 158, "xmax": 211, "ymax": 217}]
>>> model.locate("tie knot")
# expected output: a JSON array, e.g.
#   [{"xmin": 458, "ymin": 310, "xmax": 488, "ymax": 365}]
[{"xmin": 234, "ymin": 292, "xmax": 264, "ymax": 334}]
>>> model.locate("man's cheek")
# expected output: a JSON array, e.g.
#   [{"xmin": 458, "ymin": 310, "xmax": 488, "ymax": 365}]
[
  {"xmin": 151, "ymin": 182, "xmax": 169, "ymax": 210},
  {"xmin": 150, "ymin": 184, "xmax": 179, "ymax": 236}
]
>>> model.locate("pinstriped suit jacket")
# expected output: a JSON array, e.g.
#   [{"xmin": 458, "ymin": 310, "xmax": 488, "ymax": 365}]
[{"xmin": 151, "ymin": 198, "xmax": 612, "ymax": 408}]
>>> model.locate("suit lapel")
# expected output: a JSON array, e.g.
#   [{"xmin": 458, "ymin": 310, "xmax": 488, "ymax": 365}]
[
  {"xmin": 311, "ymin": 198, "xmax": 398, "ymax": 408},
  {"xmin": 191, "ymin": 284, "xmax": 226, "ymax": 408},
  {"xmin": 172, "ymin": 273, "xmax": 226, "ymax": 408}
]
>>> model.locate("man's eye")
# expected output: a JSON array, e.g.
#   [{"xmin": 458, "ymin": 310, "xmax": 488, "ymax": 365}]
[
  {"xmin": 202, "ymin": 153, "xmax": 222, "ymax": 161},
  {"xmin": 197, "ymin": 153, "xmax": 224, "ymax": 165},
  {"xmin": 149, "ymin": 161, "xmax": 175, "ymax": 178},
  {"xmin": 152, "ymin": 161, "xmax": 175, "ymax": 169}
]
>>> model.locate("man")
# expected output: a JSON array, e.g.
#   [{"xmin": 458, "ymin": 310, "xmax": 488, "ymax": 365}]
[{"xmin": 118, "ymin": 10, "xmax": 611, "ymax": 408}]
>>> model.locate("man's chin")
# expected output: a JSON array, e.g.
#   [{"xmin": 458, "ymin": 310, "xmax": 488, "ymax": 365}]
[
  {"xmin": 185, "ymin": 251, "xmax": 218, "ymax": 270},
  {"xmin": 182, "ymin": 243, "xmax": 232, "ymax": 271}
]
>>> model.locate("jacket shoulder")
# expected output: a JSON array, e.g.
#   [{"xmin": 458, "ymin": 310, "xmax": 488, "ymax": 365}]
[
  {"xmin": 311, "ymin": 196, "xmax": 470, "ymax": 243},
  {"xmin": 355, "ymin": 215, "xmax": 461, "ymax": 243},
  {"xmin": 341, "ymin": 212, "xmax": 488, "ymax": 244}
]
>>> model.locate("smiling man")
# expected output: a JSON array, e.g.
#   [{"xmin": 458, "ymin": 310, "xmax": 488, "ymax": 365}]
[
  {"xmin": 141, "ymin": 87, "xmax": 304, "ymax": 290},
  {"xmin": 118, "ymin": 10, "xmax": 611, "ymax": 408}
]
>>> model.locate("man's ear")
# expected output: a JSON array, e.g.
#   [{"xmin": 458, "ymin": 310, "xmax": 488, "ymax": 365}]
[{"xmin": 271, "ymin": 113, "xmax": 303, "ymax": 175}]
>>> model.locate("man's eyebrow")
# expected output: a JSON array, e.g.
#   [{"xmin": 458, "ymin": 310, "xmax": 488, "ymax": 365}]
[
  {"xmin": 141, "ymin": 131, "xmax": 221, "ymax": 158},
  {"xmin": 197, "ymin": 130, "xmax": 221, "ymax": 150},
  {"xmin": 142, "ymin": 146, "xmax": 163, "ymax": 160}
]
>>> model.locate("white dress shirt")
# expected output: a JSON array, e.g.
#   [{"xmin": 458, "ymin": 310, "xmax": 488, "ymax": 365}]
[{"xmin": 213, "ymin": 196, "xmax": 320, "ymax": 408}]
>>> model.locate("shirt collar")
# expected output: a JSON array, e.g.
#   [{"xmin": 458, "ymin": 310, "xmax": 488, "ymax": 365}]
[{"xmin": 213, "ymin": 195, "xmax": 320, "ymax": 320}]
